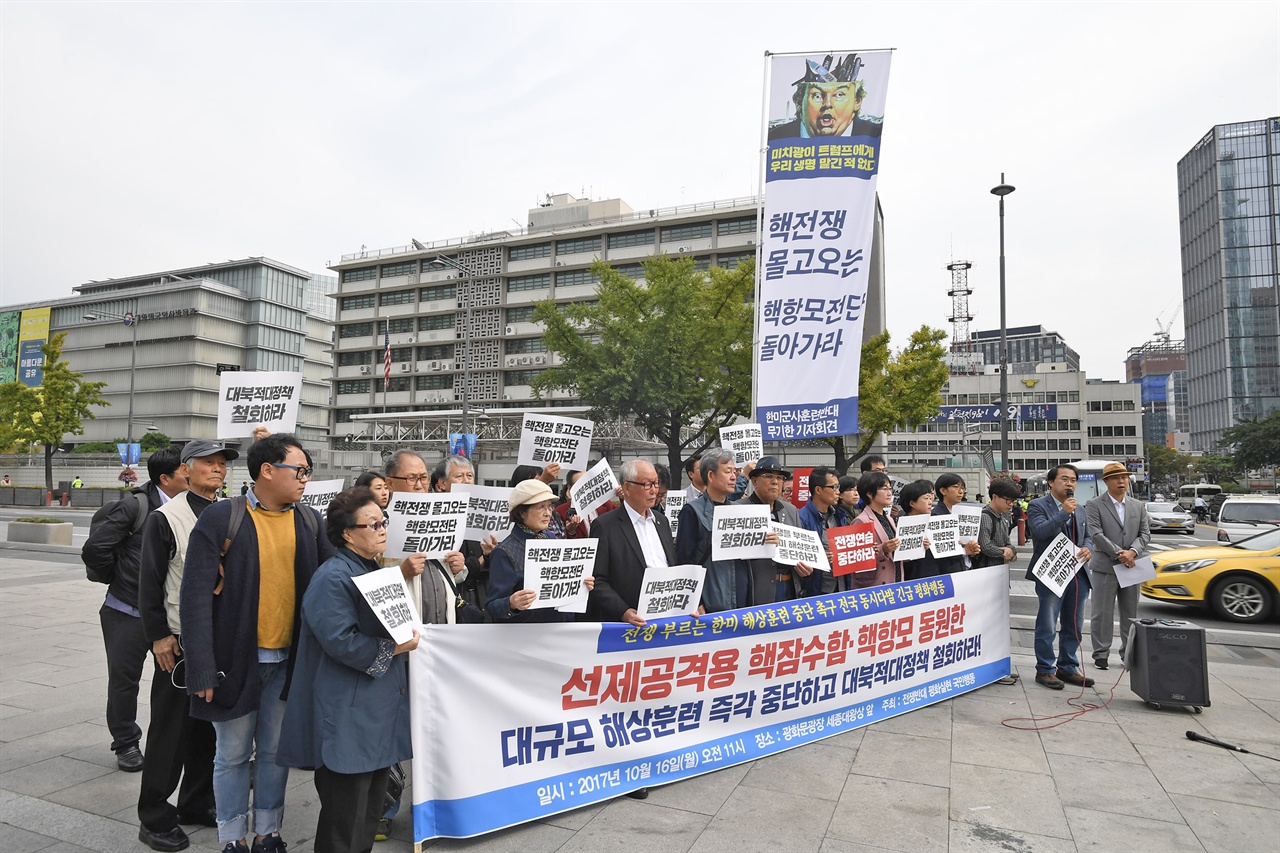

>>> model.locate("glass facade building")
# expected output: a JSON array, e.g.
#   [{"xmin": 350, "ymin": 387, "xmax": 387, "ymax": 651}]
[{"xmin": 1177, "ymin": 117, "xmax": 1280, "ymax": 450}]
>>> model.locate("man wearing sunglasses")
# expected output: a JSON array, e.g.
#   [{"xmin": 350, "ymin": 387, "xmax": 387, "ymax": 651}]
[{"xmin": 180, "ymin": 433, "xmax": 334, "ymax": 853}]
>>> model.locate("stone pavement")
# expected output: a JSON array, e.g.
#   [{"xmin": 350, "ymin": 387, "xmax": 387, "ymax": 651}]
[{"xmin": 2, "ymin": 549, "xmax": 1278, "ymax": 853}]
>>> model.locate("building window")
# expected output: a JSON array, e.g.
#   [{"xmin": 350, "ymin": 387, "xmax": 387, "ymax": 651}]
[
  {"xmin": 508, "ymin": 274, "xmax": 551, "ymax": 293},
  {"xmin": 556, "ymin": 269, "xmax": 599, "ymax": 287},
  {"xmin": 506, "ymin": 306, "xmax": 537, "ymax": 324},
  {"xmin": 718, "ymin": 216, "xmax": 757, "ymax": 235},
  {"xmin": 389, "ymin": 347, "xmax": 414, "ymax": 361},
  {"xmin": 381, "ymin": 290, "xmax": 415, "ymax": 306},
  {"xmin": 342, "ymin": 266, "xmax": 376, "ymax": 283},
  {"xmin": 340, "ymin": 295, "xmax": 375, "ymax": 311},
  {"xmin": 419, "ymin": 284, "xmax": 456, "ymax": 301},
  {"xmin": 608, "ymin": 230, "xmax": 655, "ymax": 249},
  {"xmin": 338, "ymin": 351, "xmax": 372, "ymax": 366},
  {"xmin": 340, "ymin": 323, "xmax": 374, "ymax": 339},
  {"xmin": 419, "ymin": 313, "xmax": 455, "ymax": 331},
  {"xmin": 509, "ymin": 243, "xmax": 552, "ymax": 261},
  {"xmin": 380, "ymin": 262, "xmax": 415, "ymax": 278},
  {"xmin": 337, "ymin": 379, "xmax": 370, "ymax": 395},
  {"xmin": 506, "ymin": 338, "xmax": 549, "ymax": 354},
  {"xmin": 506, "ymin": 369, "xmax": 545, "ymax": 385},
  {"xmin": 661, "ymin": 222, "xmax": 712, "ymax": 242},
  {"xmin": 717, "ymin": 252, "xmax": 754, "ymax": 268},
  {"xmin": 387, "ymin": 318, "xmax": 415, "ymax": 335},
  {"xmin": 417, "ymin": 344, "xmax": 453, "ymax": 360},
  {"xmin": 336, "ymin": 408, "xmax": 369, "ymax": 423},
  {"xmin": 556, "ymin": 236, "xmax": 601, "ymax": 255},
  {"xmin": 381, "ymin": 376, "xmax": 408, "ymax": 392},
  {"xmin": 416, "ymin": 375, "xmax": 450, "ymax": 391}
]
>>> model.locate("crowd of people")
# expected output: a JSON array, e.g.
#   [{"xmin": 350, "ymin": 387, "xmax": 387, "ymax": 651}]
[{"xmin": 81, "ymin": 434, "xmax": 1147, "ymax": 853}]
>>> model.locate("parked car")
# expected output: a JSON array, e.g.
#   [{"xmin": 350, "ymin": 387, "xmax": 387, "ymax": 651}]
[
  {"xmin": 1144, "ymin": 501, "xmax": 1197, "ymax": 535},
  {"xmin": 1216, "ymin": 495, "xmax": 1280, "ymax": 543},
  {"xmin": 1141, "ymin": 528, "xmax": 1280, "ymax": 623}
]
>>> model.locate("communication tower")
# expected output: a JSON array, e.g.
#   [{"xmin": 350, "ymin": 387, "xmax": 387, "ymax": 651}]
[{"xmin": 946, "ymin": 260, "xmax": 978, "ymax": 375}]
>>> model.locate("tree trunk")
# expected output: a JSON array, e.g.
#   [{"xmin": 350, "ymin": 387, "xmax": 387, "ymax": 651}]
[{"xmin": 43, "ymin": 443, "xmax": 54, "ymax": 494}]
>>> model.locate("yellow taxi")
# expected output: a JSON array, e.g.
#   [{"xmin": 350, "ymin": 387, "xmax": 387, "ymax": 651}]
[{"xmin": 1141, "ymin": 528, "xmax": 1280, "ymax": 623}]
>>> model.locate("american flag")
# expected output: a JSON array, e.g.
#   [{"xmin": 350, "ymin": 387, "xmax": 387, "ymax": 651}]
[{"xmin": 383, "ymin": 326, "xmax": 392, "ymax": 390}]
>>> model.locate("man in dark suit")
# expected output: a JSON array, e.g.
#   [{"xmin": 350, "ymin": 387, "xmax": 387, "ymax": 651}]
[
  {"xmin": 1086, "ymin": 462, "xmax": 1152, "ymax": 669},
  {"xmin": 588, "ymin": 458, "xmax": 676, "ymax": 627},
  {"xmin": 1026, "ymin": 465, "xmax": 1094, "ymax": 690}
]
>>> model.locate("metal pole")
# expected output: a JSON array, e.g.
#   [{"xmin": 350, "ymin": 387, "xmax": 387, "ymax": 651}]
[
  {"xmin": 126, "ymin": 311, "xmax": 138, "ymax": 454},
  {"xmin": 991, "ymin": 174, "xmax": 1016, "ymax": 477}
]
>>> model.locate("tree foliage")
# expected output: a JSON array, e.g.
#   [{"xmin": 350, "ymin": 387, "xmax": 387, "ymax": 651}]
[
  {"xmin": 1220, "ymin": 410, "xmax": 1280, "ymax": 471},
  {"xmin": 532, "ymin": 256, "xmax": 754, "ymax": 477},
  {"xmin": 0, "ymin": 333, "xmax": 109, "ymax": 491}
]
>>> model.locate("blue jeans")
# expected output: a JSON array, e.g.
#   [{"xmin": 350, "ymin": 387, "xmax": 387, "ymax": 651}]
[
  {"xmin": 211, "ymin": 661, "xmax": 290, "ymax": 842},
  {"xmin": 1033, "ymin": 572, "xmax": 1091, "ymax": 674}
]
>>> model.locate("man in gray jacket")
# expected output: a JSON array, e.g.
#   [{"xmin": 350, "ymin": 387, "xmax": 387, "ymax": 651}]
[
  {"xmin": 736, "ymin": 457, "xmax": 815, "ymax": 603},
  {"xmin": 1085, "ymin": 462, "xmax": 1151, "ymax": 670}
]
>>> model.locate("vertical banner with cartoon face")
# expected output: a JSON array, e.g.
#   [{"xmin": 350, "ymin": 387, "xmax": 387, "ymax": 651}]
[{"xmin": 757, "ymin": 51, "xmax": 892, "ymax": 441}]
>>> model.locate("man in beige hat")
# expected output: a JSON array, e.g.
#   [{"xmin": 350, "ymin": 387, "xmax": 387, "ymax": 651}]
[{"xmin": 1084, "ymin": 462, "xmax": 1151, "ymax": 670}]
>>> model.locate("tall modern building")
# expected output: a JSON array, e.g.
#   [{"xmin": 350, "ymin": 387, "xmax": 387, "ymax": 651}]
[
  {"xmin": 969, "ymin": 325, "xmax": 1080, "ymax": 375},
  {"xmin": 1124, "ymin": 338, "xmax": 1188, "ymax": 444},
  {"xmin": 1177, "ymin": 117, "xmax": 1280, "ymax": 450}
]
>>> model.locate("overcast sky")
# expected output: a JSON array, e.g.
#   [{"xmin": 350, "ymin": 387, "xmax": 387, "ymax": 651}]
[{"xmin": 2, "ymin": 1, "xmax": 1276, "ymax": 381}]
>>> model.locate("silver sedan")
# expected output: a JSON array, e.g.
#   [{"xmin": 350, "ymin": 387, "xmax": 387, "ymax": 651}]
[{"xmin": 1145, "ymin": 501, "xmax": 1197, "ymax": 535}]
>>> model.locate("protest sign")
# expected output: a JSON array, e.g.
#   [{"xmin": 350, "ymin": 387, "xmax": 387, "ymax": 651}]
[
  {"xmin": 827, "ymin": 523, "xmax": 877, "ymax": 576},
  {"xmin": 954, "ymin": 505, "xmax": 983, "ymax": 544},
  {"xmin": 517, "ymin": 413, "xmax": 594, "ymax": 470},
  {"xmin": 664, "ymin": 493, "xmax": 685, "ymax": 538},
  {"xmin": 410, "ymin": 567, "xmax": 1011, "ymax": 840},
  {"xmin": 570, "ymin": 458, "xmax": 619, "ymax": 521},
  {"xmin": 770, "ymin": 521, "xmax": 824, "ymax": 568},
  {"xmin": 894, "ymin": 515, "xmax": 930, "ymax": 562},
  {"xmin": 889, "ymin": 475, "xmax": 908, "ymax": 503},
  {"xmin": 1030, "ymin": 533, "xmax": 1082, "ymax": 597},
  {"xmin": 523, "ymin": 540, "xmax": 597, "ymax": 613},
  {"xmin": 350, "ymin": 566, "xmax": 421, "ymax": 646},
  {"xmin": 927, "ymin": 516, "xmax": 963, "ymax": 559},
  {"xmin": 710, "ymin": 504, "xmax": 774, "ymax": 561},
  {"xmin": 385, "ymin": 493, "xmax": 468, "ymax": 559},
  {"xmin": 635, "ymin": 564, "xmax": 706, "ymax": 619},
  {"xmin": 455, "ymin": 484, "xmax": 512, "ymax": 543},
  {"xmin": 791, "ymin": 467, "xmax": 813, "ymax": 508},
  {"xmin": 216, "ymin": 370, "xmax": 302, "ymax": 438},
  {"xmin": 718, "ymin": 423, "xmax": 764, "ymax": 467},
  {"xmin": 298, "ymin": 479, "xmax": 343, "ymax": 518}
]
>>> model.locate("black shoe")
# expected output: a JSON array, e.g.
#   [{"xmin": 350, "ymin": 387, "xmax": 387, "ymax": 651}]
[
  {"xmin": 138, "ymin": 825, "xmax": 190, "ymax": 852},
  {"xmin": 1056, "ymin": 669, "xmax": 1096, "ymax": 688},
  {"xmin": 1093, "ymin": 658, "xmax": 1109, "ymax": 671},
  {"xmin": 1035, "ymin": 672, "xmax": 1065, "ymax": 690},
  {"xmin": 625, "ymin": 787, "xmax": 649, "ymax": 800},
  {"xmin": 116, "ymin": 745, "xmax": 144, "ymax": 772},
  {"xmin": 177, "ymin": 807, "xmax": 218, "ymax": 827}
]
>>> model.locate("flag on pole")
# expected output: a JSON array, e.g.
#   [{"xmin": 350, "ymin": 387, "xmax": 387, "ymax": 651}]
[{"xmin": 383, "ymin": 326, "xmax": 392, "ymax": 390}]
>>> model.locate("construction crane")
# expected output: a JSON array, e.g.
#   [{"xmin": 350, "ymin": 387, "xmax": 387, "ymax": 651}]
[{"xmin": 1155, "ymin": 302, "xmax": 1182, "ymax": 344}]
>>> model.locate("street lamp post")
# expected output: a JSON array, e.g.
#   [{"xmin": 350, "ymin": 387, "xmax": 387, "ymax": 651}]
[
  {"xmin": 84, "ymin": 308, "xmax": 140, "ymax": 462},
  {"xmin": 990, "ymin": 174, "xmax": 1016, "ymax": 477},
  {"xmin": 428, "ymin": 255, "xmax": 475, "ymax": 435}
]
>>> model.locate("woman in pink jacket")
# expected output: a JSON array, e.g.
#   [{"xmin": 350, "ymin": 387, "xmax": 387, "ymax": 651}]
[{"xmin": 850, "ymin": 472, "xmax": 901, "ymax": 587}]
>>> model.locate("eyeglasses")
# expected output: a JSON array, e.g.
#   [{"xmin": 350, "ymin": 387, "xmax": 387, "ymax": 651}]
[
  {"xmin": 817, "ymin": 482, "xmax": 838, "ymax": 491},
  {"xmin": 388, "ymin": 474, "xmax": 430, "ymax": 486},
  {"xmin": 525, "ymin": 501, "xmax": 556, "ymax": 513},
  {"xmin": 272, "ymin": 462, "xmax": 312, "ymax": 480},
  {"xmin": 350, "ymin": 520, "xmax": 388, "ymax": 531},
  {"xmin": 625, "ymin": 480, "xmax": 660, "ymax": 490}
]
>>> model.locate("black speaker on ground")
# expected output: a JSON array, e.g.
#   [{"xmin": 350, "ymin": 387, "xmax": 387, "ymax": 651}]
[{"xmin": 1127, "ymin": 619, "xmax": 1210, "ymax": 709}]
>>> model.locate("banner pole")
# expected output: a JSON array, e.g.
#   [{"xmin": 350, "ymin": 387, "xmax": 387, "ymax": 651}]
[{"xmin": 752, "ymin": 52, "xmax": 772, "ymax": 423}]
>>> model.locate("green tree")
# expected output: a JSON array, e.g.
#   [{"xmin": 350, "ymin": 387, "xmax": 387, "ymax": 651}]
[
  {"xmin": 1145, "ymin": 442, "xmax": 1193, "ymax": 488},
  {"xmin": 1220, "ymin": 411, "xmax": 1280, "ymax": 471},
  {"xmin": 532, "ymin": 256, "xmax": 753, "ymax": 477},
  {"xmin": 825, "ymin": 326, "xmax": 949, "ymax": 474},
  {"xmin": 1194, "ymin": 453, "xmax": 1241, "ymax": 486},
  {"xmin": 140, "ymin": 431, "xmax": 172, "ymax": 451},
  {"xmin": 0, "ymin": 333, "xmax": 109, "ymax": 492}
]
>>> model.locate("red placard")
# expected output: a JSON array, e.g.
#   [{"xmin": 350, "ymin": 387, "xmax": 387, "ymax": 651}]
[
  {"xmin": 791, "ymin": 467, "xmax": 814, "ymax": 508},
  {"xmin": 826, "ymin": 523, "xmax": 877, "ymax": 576}
]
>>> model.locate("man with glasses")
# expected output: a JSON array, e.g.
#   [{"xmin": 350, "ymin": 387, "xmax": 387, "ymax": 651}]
[
  {"xmin": 675, "ymin": 449, "xmax": 758, "ymax": 612},
  {"xmin": 431, "ymin": 453, "xmax": 497, "ymax": 609},
  {"xmin": 798, "ymin": 466, "xmax": 852, "ymax": 596},
  {"xmin": 589, "ymin": 459, "xmax": 676, "ymax": 626},
  {"xmin": 736, "ymin": 457, "xmax": 814, "ymax": 604},
  {"xmin": 180, "ymin": 434, "xmax": 334, "ymax": 853}
]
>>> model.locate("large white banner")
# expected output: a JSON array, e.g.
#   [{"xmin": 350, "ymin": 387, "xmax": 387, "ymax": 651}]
[
  {"xmin": 410, "ymin": 568, "xmax": 1010, "ymax": 840},
  {"xmin": 216, "ymin": 370, "xmax": 303, "ymax": 438},
  {"xmin": 756, "ymin": 51, "xmax": 892, "ymax": 441}
]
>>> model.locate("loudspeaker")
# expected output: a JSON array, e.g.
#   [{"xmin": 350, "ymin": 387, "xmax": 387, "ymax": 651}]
[{"xmin": 1127, "ymin": 619, "xmax": 1211, "ymax": 708}]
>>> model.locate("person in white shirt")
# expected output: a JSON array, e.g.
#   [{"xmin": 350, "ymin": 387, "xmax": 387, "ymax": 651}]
[{"xmin": 1085, "ymin": 463, "xmax": 1151, "ymax": 670}]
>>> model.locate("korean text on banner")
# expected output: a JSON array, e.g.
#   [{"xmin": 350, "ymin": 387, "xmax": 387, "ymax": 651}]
[
  {"xmin": 517, "ymin": 413, "xmax": 594, "ymax": 471},
  {"xmin": 927, "ymin": 516, "xmax": 963, "ymax": 560},
  {"xmin": 636, "ymin": 564, "xmax": 706, "ymax": 619},
  {"xmin": 570, "ymin": 458, "xmax": 619, "ymax": 522},
  {"xmin": 756, "ymin": 50, "xmax": 892, "ymax": 442},
  {"xmin": 711, "ymin": 504, "xmax": 774, "ymax": 561},
  {"xmin": 385, "ymin": 493, "xmax": 468, "ymax": 559},
  {"xmin": 455, "ymin": 484, "xmax": 513, "ymax": 542},
  {"xmin": 895, "ymin": 515, "xmax": 930, "ymax": 562},
  {"xmin": 351, "ymin": 566, "xmax": 422, "ymax": 645},
  {"xmin": 299, "ymin": 480, "xmax": 344, "ymax": 518},
  {"xmin": 409, "ymin": 567, "xmax": 1011, "ymax": 840},
  {"xmin": 664, "ymin": 493, "xmax": 686, "ymax": 538},
  {"xmin": 954, "ymin": 505, "xmax": 983, "ymax": 544},
  {"xmin": 827, "ymin": 523, "xmax": 877, "ymax": 576},
  {"xmin": 770, "ymin": 521, "xmax": 825, "ymax": 567},
  {"xmin": 523, "ymin": 540, "xmax": 597, "ymax": 613},
  {"xmin": 216, "ymin": 370, "xmax": 302, "ymax": 438},
  {"xmin": 718, "ymin": 423, "xmax": 764, "ymax": 466},
  {"xmin": 1030, "ymin": 533, "xmax": 1082, "ymax": 597}
]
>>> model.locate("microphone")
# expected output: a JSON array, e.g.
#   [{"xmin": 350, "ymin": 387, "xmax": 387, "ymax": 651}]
[
  {"xmin": 1065, "ymin": 489, "xmax": 1074, "ymax": 499},
  {"xmin": 1185, "ymin": 731, "xmax": 1248, "ymax": 753}
]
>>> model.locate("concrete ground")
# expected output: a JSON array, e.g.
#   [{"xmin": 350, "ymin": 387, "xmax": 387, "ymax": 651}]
[{"xmin": 2, "ymin": 548, "xmax": 1278, "ymax": 853}]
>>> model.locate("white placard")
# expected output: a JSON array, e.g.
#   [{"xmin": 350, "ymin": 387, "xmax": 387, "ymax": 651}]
[
  {"xmin": 664, "ymin": 493, "xmax": 685, "ymax": 538},
  {"xmin": 927, "ymin": 515, "xmax": 963, "ymax": 559},
  {"xmin": 385, "ymin": 492, "xmax": 468, "ymax": 559},
  {"xmin": 895, "ymin": 515, "xmax": 930, "ymax": 561},
  {"xmin": 635, "ymin": 564, "xmax": 706, "ymax": 619},
  {"xmin": 455, "ymin": 484, "xmax": 512, "ymax": 543},
  {"xmin": 298, "ymin": 479, "xmax": 344, "ymax": 517},
  {"xmin": 769, "ymin": 521, "xmax": 825, "ymax": 568},
  {"xmin": 711, "ymin": 504, "xmax": 774, "ymax": 561},
  {"xmin": 350, "ymin": 566, "xmax": 421, "ymax": 646},
  {"xmin": 955, "ymin": 505, "xmax": 983, "ymax": 544},
  {"xmin": 523, "ymin": 539, "xmax": 597, "ymax": 613},
  {"xmin": 1030, "ymin": 533, "xmax": 1083, "ymax": 597},
  {"xmin": 1114, "ymin": 555, "xmax": 1156, "ymax": 589},
  {"xmin": 216, "ymin": 370, "xmax": 302, "ymax": 438},
  {"xmin": 516, "ymin": 413, "xmax": 594, "ymax": 471},
  {"xmin": 569, "ymin": 458, "xmax": 619, "ymax": 522},
  {"xmin": 718, "ymin": 423, "xmax": 764, "ymax": 467}
]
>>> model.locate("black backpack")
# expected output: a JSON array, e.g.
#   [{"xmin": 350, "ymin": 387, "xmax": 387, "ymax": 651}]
[{"xmin": 83, "ymin": 490, "xmax": 149, "ymax": 584}]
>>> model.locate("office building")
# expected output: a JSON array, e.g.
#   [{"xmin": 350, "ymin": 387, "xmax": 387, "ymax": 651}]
[
  {"xmin": 1177, "ymin": 117, "xmax": 1280, "ymax": 450},
  {"xmin": 968, "ymin": 325, "xmax": 1080, "ymax": 376},
  {"xmin": 1124, "ymin": 338, "xmax": 1188, "ymax": 445}
]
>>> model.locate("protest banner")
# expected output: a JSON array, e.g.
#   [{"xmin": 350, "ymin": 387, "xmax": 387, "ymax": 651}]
[
  {"xmin": 455, "ymin": 484, "xmax": 512, "ymax": 543},
  {"xmin": 635, "ymin": 564, "xmax": 706, "ymax": 619},
  {"xmin": 927, "ymin": 516, "xmax": 963, "ymax": 559},
  {"xmin": 718, "ymin": 423, "xmax": 764, "ymax": 467},
  {"xmin": 298, "ymin": 479, "xmax": 343, "ymax": 518},
  {"xmin": 409, "ymin": 567, "xmax": 1011, "ymax": 840},
  {"xmin": 216, "ymin": 370, "xmax": 302, "ymax": 438},
  {"xmin": 954, "ymin": 505, "xmax": 983, "ymax": 544},
  {"xmin": 523, "ymin": 540, "xmax": 598, "ymax": 613},
  {"xmin": 664, "ymin": 493, "xmax": 685, "ymax": 538},
  {"xmin": 517, "ymin": 413, "xmax": 594, "ymax": 470},
  {"xmin": 710, "ymin": 504, "xmax": 774, "ymax": 561},
  {"xmin": 570, "ymin": 458, "xmax": 619, "ymax": 522},
  {"xmin": 894, "ymin": 515, "xmax": 930, "ymax": 562},
  {"xmin": 827, "ymin": 523, "xmax": 877, "ymax": 576},
  {"xmin": 385, "ymin": 493, "xmax": 468, "ymax": 559},
  {"xmin": 791, "ymin": 467, "xmax": 813, "ymax": 508},
  {"xmin": 756, "ymin": 50, "xmax": 893, "ymax": 442},
  {"xmin": 1030, "ymin": 533, "xmax": 1082, "ymax": 597},
  {"xmin": 770, "ymin": 521, "xmax": 824, "ymax": 568},
  {"xmin": 889, "ymin": 475, "xmax": 908, "ymax": 503},
  {"xmin": 350, "ymin": 566, "xmax": 421, "ymax": 645}
]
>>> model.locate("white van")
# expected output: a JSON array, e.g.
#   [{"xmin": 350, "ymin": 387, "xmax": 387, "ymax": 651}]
[{"xmin": 1216, "ymin": 495, "xmax": 1280, "ymax": 543}]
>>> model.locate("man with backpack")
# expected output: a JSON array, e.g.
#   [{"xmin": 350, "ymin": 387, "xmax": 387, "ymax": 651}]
[{"xmin": 82, "ymin": 447, "xmax": 185, "ymax": 774}]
